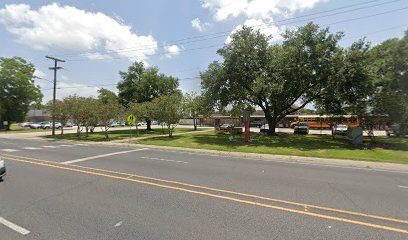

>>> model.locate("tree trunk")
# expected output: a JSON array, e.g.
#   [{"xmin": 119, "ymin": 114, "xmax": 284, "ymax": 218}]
[
  {"xmin": 265, "ymin": 113, "xmax": 278, "ymax": 135},
  {"xmin": 60, "ymin": 127, "xmax": 64, "ymax": 135},
  {"xmin": 104, "ymin": 127, "xmax": 109, "ymax": 139},
  {"xmin": 168, "ymin": 125, "xmax": 172, "ymax": 137},
  {"xmin": 193, "ymin": 117, "xmax": 197, "ymax": 131},
  {"xmin": 76, "ymin": 126, "xmax": 81, "ymax": 137},
  {"xmin": 146, "ymin": 119, "xmax": 152, "ymax": 131}
]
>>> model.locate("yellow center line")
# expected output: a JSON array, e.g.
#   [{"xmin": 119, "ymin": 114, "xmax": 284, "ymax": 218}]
[
  {"xmin": 2, "ymin": 153, "xmax": 408, "ymax": 225},
  {"xmin": 3, "ymin": 155, "xmax": 408, "ymax": 235}
]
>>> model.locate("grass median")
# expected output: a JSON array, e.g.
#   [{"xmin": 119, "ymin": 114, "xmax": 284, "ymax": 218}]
[
  {"xmin": 44, "ymin": 127, "xmax": 209, "ymax": 141},
  {"xmin": 135, "ymin": 131, "xmax": 408, "ymax": 164},
  {"xmin": 0, "ymin": 123, "xmax": 48, "ymax": 133}
]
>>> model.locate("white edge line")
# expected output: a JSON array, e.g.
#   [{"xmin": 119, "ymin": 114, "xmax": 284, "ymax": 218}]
[
  {"xmin": 0, "ymin": 217, "xmax": 30, "ymax": 235},
  {"xmin": 140, "ymin": 156, "xmax": 188, "ymax": 164},
  {"xmin": 398, "ymin": 185, "xmax": 408, "ymax": 189},
  {"xmin": 151, "ymin": 149, "xmax": 408, "ymax": 174},
  {"xmin": 62, "ymin": 148, "xmax": 149, "ymax": 164}
]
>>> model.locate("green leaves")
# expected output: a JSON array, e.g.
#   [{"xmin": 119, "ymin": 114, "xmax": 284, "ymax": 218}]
[
  {"xmin": 201, "ymin": 22, "xmax": 372, "ymax": 134},
  {"xmin": 369, "ymin": 29, "xmax": 408, "ymax": 133},
  {"xmin": 117, "ymin": 61, "xmax": 180, "ymax": 107},
  {"xmin": 0, "ymin": 57, "xmax": 42, "ymax": 128}
]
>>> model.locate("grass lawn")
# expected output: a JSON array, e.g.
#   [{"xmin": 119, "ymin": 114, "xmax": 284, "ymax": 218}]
[
  {"xmin": 45, "ymin": 127, "xmax": 209, "ymax": 141},
  {"xmin": 0, "ymin": 123, "xmax": 48, "ymax": 133},
  {"xmin": 136, "ymin": 131, "xmax": 408, "ymax": 164}
]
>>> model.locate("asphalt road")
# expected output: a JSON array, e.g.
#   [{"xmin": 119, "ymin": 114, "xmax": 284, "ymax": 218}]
[{"xmin": 0, "ymin": 138, "xmax": 407, "ymax": 239}]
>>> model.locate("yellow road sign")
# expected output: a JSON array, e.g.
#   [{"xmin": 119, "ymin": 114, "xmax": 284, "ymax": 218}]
[{"xmin": 127, "ymin": 114, "xmax": 136, "ymax": 124}]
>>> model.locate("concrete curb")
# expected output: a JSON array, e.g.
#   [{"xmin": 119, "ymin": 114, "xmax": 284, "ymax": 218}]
[
  {"xmin": 2, "ymin": 133, "xmax": 407, "ymax": 173},
  {"xmin": 86, "ymin": 141, "xmax": 408, "ymax": 173}
]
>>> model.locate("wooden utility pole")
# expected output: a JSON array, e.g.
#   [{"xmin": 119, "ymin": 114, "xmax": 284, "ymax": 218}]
[{"xmin": 46, "ymin": 56, "xmax": 65, "ymax": 136}]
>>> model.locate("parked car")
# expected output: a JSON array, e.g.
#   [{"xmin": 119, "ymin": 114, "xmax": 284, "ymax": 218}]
[
  {"xmin": 260, "ymin": 124, "xmax": 269, "ymax": 133},
  {"xmin": 111, "ymin": 122, "xmax": 125, "ymax": 127},
  {"xmin": 29, "ymin": 122, "xmax": 43, "ymax": 129},
  {"xmin": 0, "ymin": 158, "xmax": 6, "ymax": 181},
  {"xmin": 387, "ymin": 123, "xmax": 401, "ymax": 136},
  {"xmin": 41, "ymin": 122, "xmax": 62, "ymax": 129},
  {"xmin": 294, "ymin": 122, "xmax": 309, "ymax": 134},
  {"xmin": 65, "ymin": 122, "xmax": 74, "ymax": 127},
  {"xmin": 249, "ymin": 121, "xmax": 263, "ymax": 128},
  {"xmin": 18, "ymin": 122, "xmax": 33, "ymax": 128},
  {"xmin": 219, "ymin": 123, "xmax": 234, "ymax": 129},
  {"xmin": 332, "ymin": 124, "xmax": 348, "ymax": 135}
]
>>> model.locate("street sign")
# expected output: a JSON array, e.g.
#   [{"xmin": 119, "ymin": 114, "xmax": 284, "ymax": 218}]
[
  {"xmin": 243, "ymin": 111, "xmax": 250, "ymax": 122},
  {"xmin": 127, "ymin": 114, "xmax": 136, "ymax": 125}
]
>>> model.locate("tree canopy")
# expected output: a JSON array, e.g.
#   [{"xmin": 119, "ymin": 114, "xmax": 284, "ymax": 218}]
[
  {"xmin": 201, "ymin": 23, "xmax": 372, "ymax": 134},
  {"xmin": 0, "ymin": 57, "xmax": 42, "ymax": 129},
  {"xmin": 369, "ymin": 30, "xmax": 408, "ymax": 134},
  {"xmin": 117, "ymin": 61, "xmax": 180, "ymax": 130},
  {"xmin": 98, "ymin": 88, "xmax": 118, "ymax": 104},
  {"xmin": 117, "ymin": 61, "xmax": 180, "ymax": 105}
]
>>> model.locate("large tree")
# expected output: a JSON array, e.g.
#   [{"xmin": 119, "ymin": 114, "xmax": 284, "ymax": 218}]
[
  {"xmin": 117, "ymin": 61, "xmax": 180, "ymax": 130},
  {"xmin": 46, "ymin": 99, "xmax": 70, "ymax": 135},
  {"xmin": 97, "ymin": 88, "xmax": 118, "ymax": 104},
  {"xmin": 201, "ymin": 23, "xmax": 372, "ymax": 135},
  {"xmin": 0, "ymin": 57, "xmax": 42, "ymax": 130},
  {"xmin": 369, "ymin": 30, "xmax": 408, "ymax": 135},
  {"xmin": 183, "ymin": 92, "xmax": 212, "ymax": 130},
  {"xmin": 150, "ymin": 93, "xmax": 184, "ymax": 137}
]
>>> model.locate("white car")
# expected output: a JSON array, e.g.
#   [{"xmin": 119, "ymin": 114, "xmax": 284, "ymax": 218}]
[
  {"xmin": 111, "ymin": 122, "xmax": 125, "ymax": 127},
  {"xmin": 41, "ymin": 122, "xmax": 62, "ymax": 129},
  {"xmin": 0, "ymin": 159, "xmax": 6, "ymax": 181},
  {"xmin": 29, "ymin": 122, "xmax": 43, "ymax": 129},
  {"xmin": 18, "ymin": 122, "xmax": 33, "ymax": 128},
  {"xmin": 332, "ymin": 124, "xmax": 348, "ymax": 135}
]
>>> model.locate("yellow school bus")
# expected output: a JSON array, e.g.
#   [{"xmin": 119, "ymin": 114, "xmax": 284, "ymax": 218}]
[{"xmin": 290, "ymin": 115, "xmax": 360, "ymax": 129}]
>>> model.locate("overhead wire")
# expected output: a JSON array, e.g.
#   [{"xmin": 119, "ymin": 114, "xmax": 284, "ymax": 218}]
[
  {"xmin": 64, "ymin": 5, "xmax": 408, "ymax": 62},
  {"xmin": 35, "ymin": 1, "xmax": 408, "ymax": 92},
  {"xmin": 60, "ymin": 0, "xmax": 404, "ymax": 60}
]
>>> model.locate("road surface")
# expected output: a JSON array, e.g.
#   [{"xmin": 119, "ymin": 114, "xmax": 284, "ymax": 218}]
[{"xmin": 0, "ymin": 137, "xmax": 407, "ymax": 239}]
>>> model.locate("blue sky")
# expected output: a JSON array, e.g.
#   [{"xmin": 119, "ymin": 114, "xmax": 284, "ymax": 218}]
[{"xmin": 0, "ymin": 0, "xmax": 407, "ymax": 103}]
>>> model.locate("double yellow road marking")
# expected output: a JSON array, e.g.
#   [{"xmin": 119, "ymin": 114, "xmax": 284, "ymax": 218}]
[{"xmin": 2, "ymin": 153, "xmax": 407, "ymax": 234}]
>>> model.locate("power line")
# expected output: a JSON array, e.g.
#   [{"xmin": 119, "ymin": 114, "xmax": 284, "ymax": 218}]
[
  {"xmin": 59, "ymin": 0, "xmax": 403, "ymax": 59},
  {"xmin": 64, "ymin": 6, "xmax": 408, "ymax": 62},
  {"xmin": 342, "ymin": 24, "xmax": 408, "ymax": 40},
  {"xmin": 35, "ymin": 77, "xmax": 53, "ymax": 83},
  {"xmin": 41, "ymin": 76, "xmax": 202, "ymax": 91},
  {"xmin": 66, "ymin": 44, "xmax": 222, "ymax": 61}
]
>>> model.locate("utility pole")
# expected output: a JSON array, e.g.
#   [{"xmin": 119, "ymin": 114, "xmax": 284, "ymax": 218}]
[{"xmin": 46, "ymin": 56, "xmax": 65, "ymax": 136}]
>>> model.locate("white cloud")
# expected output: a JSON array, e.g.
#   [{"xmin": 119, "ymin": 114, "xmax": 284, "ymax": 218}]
[
  {"xmin": 202, "ymin": 0, "xmax": 326, "ymax": 44},
  {"xmin": 225, "ymin": 18, "xmax": 283, "ymax": 44},
  {"xmin": 202, "ymin": 0, "xmax": 327, "ymax": 21},
  {"xmin": 34, "ymin": 69, "xmax": 46, "ymax": 78},
  {"xmin": 163, "ymin": 45, "xmax": 181, "ymax": 59},
  {"xmin": 191, "ymin": 17, "xmax": 211, "ymax": 32},
  {"xmin": 202, "ymin": 0, "xmax": 248, "ymax": 22},
  {"xmin": 85, "ymin": 53, "xmax": 113, "ymax": 61},
  {"xmin": 0, "ymin": 3, "xmax": 158, "ymax": 63}
]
